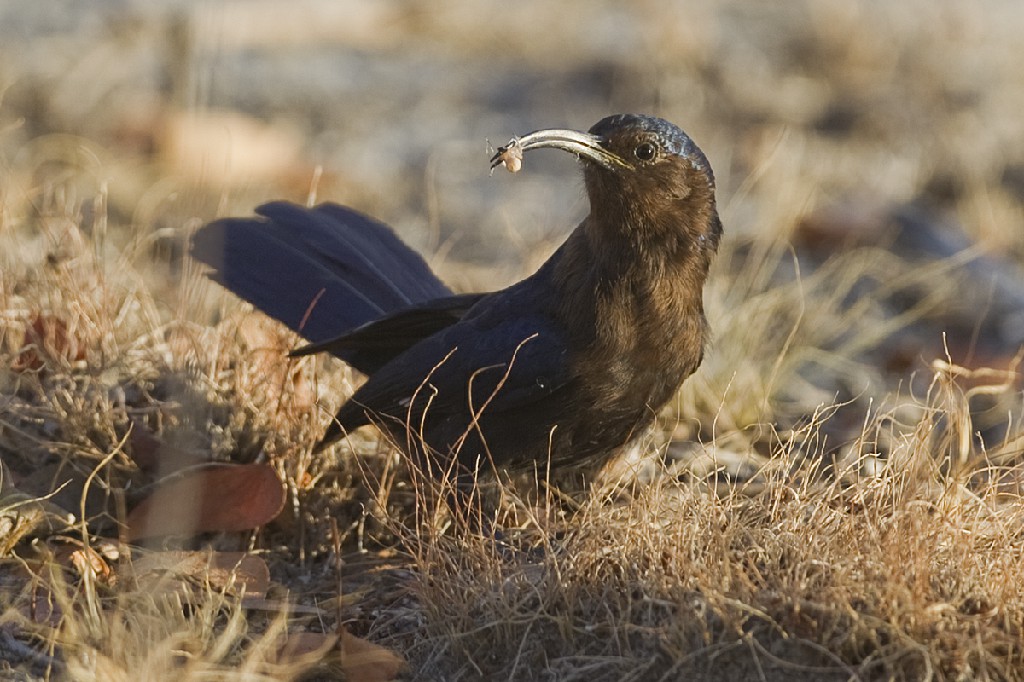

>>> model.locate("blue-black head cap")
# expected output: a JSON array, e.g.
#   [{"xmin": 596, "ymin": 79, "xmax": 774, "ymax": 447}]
[{"xmin": 588, "ymin": 113, "xmax": 715, "ymax": 186}]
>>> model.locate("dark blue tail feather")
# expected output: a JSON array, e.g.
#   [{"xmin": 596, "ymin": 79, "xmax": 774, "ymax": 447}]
[{"xmin": 191, "ymin": 202, "xmax": 452, "ymax": 345}]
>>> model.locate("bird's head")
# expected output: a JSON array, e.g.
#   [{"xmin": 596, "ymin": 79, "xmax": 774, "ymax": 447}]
[{"xmin": 492, "ymin": 114, "xmax": 721, "ymax": 255}]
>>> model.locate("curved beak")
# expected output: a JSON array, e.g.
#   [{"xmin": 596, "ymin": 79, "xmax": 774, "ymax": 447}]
[{"xmin": 490, "ymin": 128, "xmax": 628, "ymax": 172}]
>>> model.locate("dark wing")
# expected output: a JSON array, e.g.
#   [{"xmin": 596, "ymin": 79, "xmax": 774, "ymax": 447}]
[
  {"xmin": 318, "ymin": 314, "xmax": 572, "ymax": 449},
  {"xmin": 191, "ymin": 201, "xmax": 452, "ymax": 345},
  {"xmin": 289, "ymin": 292, "xmax": 487, "ymax": 374}
]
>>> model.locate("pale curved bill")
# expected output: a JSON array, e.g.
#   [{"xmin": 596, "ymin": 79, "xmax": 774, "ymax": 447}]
[{"xmin": 490, "ymin": 128, "xmax": 627, "ymax": 171}]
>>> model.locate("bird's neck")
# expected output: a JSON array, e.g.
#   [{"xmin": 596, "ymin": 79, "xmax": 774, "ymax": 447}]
[
  {"xmin": 550, "ymin": 212, "xmax": 712, "ymax": 345},
  {"xmin": 589, "ymin": 204, "xmax": 712, "ymax": 293}
]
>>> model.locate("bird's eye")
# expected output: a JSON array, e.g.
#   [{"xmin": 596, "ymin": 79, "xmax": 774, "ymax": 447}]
[{"xmin": 634, "ymin": 141, "xmax": 657, "ymax": 161}]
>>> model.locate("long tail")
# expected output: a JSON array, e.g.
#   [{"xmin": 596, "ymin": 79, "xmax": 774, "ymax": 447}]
[{"xmin": 191, "ymin": 202, "xmax": 453, "ymax": 345}]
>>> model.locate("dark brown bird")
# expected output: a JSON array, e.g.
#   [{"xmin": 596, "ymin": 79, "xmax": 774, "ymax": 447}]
[{"xmin": 192, "ymin": 114, "xmax": 721, "ymax": 489}]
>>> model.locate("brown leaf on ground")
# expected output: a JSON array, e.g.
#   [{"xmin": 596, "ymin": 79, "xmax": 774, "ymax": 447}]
[
  {"xmin": 127, "ymin": 550, "xmax": 271, "ymax": 597},
  {"xmin": 124, "ymin": 463, "xmax": 285, "ymax": 541},
  {"xmin": 340, "ymin": 629, "xmax": 405, "ymax": 682},
  {"xmin": 58, "ymin": 543, "xmax": 114, "ymax": 586},
  {"xmin": 11, "ymin": 314, "xmax": 87, "ymax": 372}
]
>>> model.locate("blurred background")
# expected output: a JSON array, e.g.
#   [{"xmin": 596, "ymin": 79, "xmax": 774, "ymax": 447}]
[
  {"xmin": 1, "ymin": 0, "xmax": 1023, "ymax": 430},
  {"xmin": 2, "ymin": 0, "xmax": 1021, "ymax": 251}
]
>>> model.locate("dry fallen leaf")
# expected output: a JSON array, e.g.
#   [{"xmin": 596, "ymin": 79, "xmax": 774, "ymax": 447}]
[
  {"xmin": 65, "ymin": 546, "xmax": 113, "ymax": 585},
  {"xmin": 124, "ymin": 463, "xmax": 285, "ymax": 541},
  {"xmin": 340, "ymin": 628, "xmax": 405, "ymax": 682},
  {"xmin": 12, "ymin": 313, "xmax": 87, "ymax": 372},
  {"xmin": 270, "ymin": 626, "xmax": 405, "ymax": 679},
  {"xmin": 127, "ymin": 550, "xmax": 271, "ymax": 598}
]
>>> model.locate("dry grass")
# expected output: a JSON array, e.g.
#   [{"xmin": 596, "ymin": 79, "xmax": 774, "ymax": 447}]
[
  {"xmin": 2, "ymin": 1, "xmax": 1024, "ymax": 680},
  {"xmin": 12, "ymin": 563, "xmax": 305, "ymax": 681},
  {"xmin": 4, "ymin": 177, "xmax": 1022, "ymax": 681},
  {"xmin": 381, "ymin": 362, "xmax": 1024, "ymax": 681}
]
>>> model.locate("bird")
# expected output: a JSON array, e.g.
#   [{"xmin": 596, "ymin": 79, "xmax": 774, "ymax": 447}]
[{"xmin": 191, "ymin": 113, "xmax": 722, "ymax": 492}]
